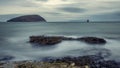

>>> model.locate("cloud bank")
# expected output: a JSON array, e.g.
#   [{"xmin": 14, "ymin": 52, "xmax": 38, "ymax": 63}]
[{"xmin": 0, "ymin": 0, "xmax": 120, "ymax": 22}]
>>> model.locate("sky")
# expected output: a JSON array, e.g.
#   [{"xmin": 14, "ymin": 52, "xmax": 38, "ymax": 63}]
[{"xmin": 0, "ymin": 0, "xmax": 120, "ymax": 22}]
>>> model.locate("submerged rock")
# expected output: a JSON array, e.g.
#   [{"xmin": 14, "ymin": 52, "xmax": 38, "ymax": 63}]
[
  {"xmin": 78, "ymin": 37, "xmax": 106, "ymax": 44},
  {"xmin": 29, "ymin": 36, "xmax": 107, "ymax": 46},
  {"xmin": 29, "ymin": 36, "xmax": 62, "ymax": 45},
  {"xmin": 7, "ymin": 15, "xmax": 46, "ymax": 22},
  {"xmin": 99, "ymin": 60, "xmax": 120, "ymax": 68}
]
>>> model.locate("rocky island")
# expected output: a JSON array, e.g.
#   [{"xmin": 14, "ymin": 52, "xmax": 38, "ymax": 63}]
[{"xmin": 7, "ymin": 15, "xmax": 46, "ymax": 22}]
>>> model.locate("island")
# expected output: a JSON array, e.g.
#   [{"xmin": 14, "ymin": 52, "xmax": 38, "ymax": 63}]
[{"xmin": 7, "ymin": 15, "xmax": 46, "ymax": 22}]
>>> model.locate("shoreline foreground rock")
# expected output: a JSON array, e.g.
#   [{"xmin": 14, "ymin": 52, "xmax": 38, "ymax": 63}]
[
  {"xmin": 7, "ymin": 15, "xmax": 46, "ymax": 22},
  {"xmin": 1, "ymin": 55, "xmax": 120, "ymax": 68},
  {"xmin": 29, "ymin": 36, "xmax": 106, "ymax": 45}
]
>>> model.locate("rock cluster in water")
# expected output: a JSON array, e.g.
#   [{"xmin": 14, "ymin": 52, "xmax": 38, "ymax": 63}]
[
  {"xmin": 7, "ymin": 15, "xmax": 46, "ymax": 22},
  {"xmin": 29, "ymin": 36, "xmax": 106, "ymax": 45}
]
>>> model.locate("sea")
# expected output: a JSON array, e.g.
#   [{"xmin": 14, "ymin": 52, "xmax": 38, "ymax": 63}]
[{"xmin": 0, "ymin": 22, "xmax": 120, "ymax": 62}]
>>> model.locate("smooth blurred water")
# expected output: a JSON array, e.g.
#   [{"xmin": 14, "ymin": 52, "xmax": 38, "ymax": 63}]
[{"xmin": 0, "ymin": 22, "xmax": 120, "ymax": 61}]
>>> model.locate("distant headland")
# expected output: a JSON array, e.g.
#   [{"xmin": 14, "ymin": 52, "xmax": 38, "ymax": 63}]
[{"xmin": 7, "ymin": 15, "xmax": 46, "ymax": 22}]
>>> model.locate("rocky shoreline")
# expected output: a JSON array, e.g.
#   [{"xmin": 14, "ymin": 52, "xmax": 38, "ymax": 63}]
[{"xmin": 0, "ymin": 55, "xmax": 120, "ymax": 68}]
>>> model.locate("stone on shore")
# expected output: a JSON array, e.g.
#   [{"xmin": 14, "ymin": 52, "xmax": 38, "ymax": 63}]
[{"xmin": 11, "ymin": 55, "xmax": 120, "ymax": 68}]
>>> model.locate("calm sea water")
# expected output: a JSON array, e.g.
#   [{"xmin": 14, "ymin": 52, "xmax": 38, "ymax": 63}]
[{"xmin": 0, "ymin": 22, "xmax": 120, "ymax": 61}]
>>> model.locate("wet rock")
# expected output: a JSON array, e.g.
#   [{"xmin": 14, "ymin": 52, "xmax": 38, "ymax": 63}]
[
  {"xmin": 43, "ymin": 55, "xmax": 120, "ymax": 68},
  {"xmin": 78, "ymin": 37, "xmax": 106, "ymax": 44},
  {"xmin": 99, "ymin": 60, "xmax": 120, "ymax": 68},
  {"xmin": 0, "ymin": 62, "xmax": 5, "ymax": 68},
  {"xmin": 48, "ymin": 55, "xmax": 104, "ymax": 67},
  {"xmin": 14, "ymin": 61, "xmax": 88, "ymax": 68},
  {"xmin": 62, "ymin": 37, "xmax": 76, "ymax": 40},
  {"xmin": 29, "ymin": 36, "xmax": 62, "ymax": 45},
  {"xmin": 2, "ymin": 55, "xmax": 120, "ymax": 68},
  {"xmin": 29, "ymin": 36, "xmax": 107, "ymax": 46}
]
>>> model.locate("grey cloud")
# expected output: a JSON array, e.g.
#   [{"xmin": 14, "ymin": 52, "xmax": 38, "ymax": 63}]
[
  {"xmin": 0, "ymin": 0, "xmax": 29, "ymax": 6},
  {"xmin": 62, "ymin": 0, "xmax": 68, "ymax": 1},
  {"xmin": 92, "ymin": 11, "xmax": 120, "ymax": 20},
  {"xmin": 21, "ymin": 2, "xmax": 40, "ymax": 7},
  {"xmin": 0, "ymin": 0, "xmax": 16, "ymax": 5},
  {"xmin": 60, "ymin": 2, "xmax": 87, "ymax": 7},
  {"xmin": 35, "ymin": 0, "xmax": 48, "ymax": 2},
  {"xmin": 0, "ymin": 0, "xmax": 40, "ymax": 8},
  {"xmin": 43, "ymin": 12, "xmax": 61, "ymax": 15},
  {"xmin": 69, "ymin": 11, "xmax": 120, "ymax": 21},
  {"xmin": 0, "ymin": 0, "xmax": 14, "ymax": 2},
  {"xmin": 58, "ymin": 7, "xmax": 86, "ymax": 13},
  {"xmin": 0, "ymin": 0, "xmax": 120, "ymax": 21},
  {"xmin": 103, "ymin": 1, "xmax": 120, "ymax": 4}
]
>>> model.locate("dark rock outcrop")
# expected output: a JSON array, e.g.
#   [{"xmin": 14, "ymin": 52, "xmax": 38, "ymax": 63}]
[
  {"xmin": 30, "ymin": 36, "xmax": 62, "ymax": 45},
  {"xmin": 99, "ymin": 60, "xmax": 120, "ymax": 68},
  {"xmin": 29, "ymin": 36, "xmax": 106, "ymax": 45},
  {"xmin": 44, "ymin": 55, "xmax": 120, "ymax": 68},
  {"xmin": 78, "ymin": 37, "xmax": 106, "ymax": 44},
  {"xmin": 7, "ymin": 15, "xmax": 46, "ymax": 22},
  {"xmin": 48, "ymin": 55, "xmax": 104, "ymax": 66}
]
